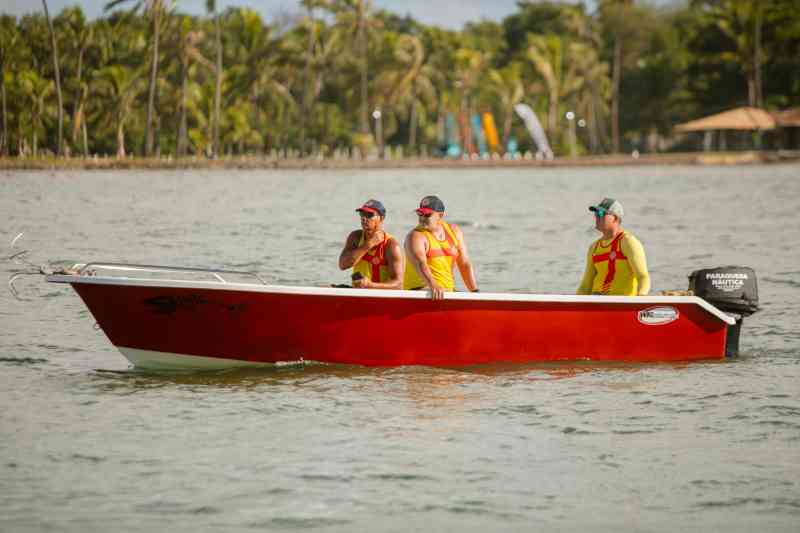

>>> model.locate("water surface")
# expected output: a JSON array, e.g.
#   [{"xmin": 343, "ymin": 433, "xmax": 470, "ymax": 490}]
[{"xmin": 1, "ymin": 165, "xmax": 799, "ymax": 531}]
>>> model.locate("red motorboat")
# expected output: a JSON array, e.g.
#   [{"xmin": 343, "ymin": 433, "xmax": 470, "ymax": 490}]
[{"xmin": 45, "ymin": 263, "xmax": 759, "ymax": 370}]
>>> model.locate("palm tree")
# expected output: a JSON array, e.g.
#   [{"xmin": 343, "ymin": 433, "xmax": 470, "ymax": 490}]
[
  {"xmin": 453, "ymin": 47, "xmax": 487, "ymax": 153},
  {"xmin": 19, "ymin": 70, "xmax": 54, "ymax": 157},
  {"xmin": 42, "ymin": 0, "xmax": 64, "ymax": 156},
  {"xmin": 63, "ymin": 7, "xmax": 93, "ymax": 156},
  {"xmin": 94, "ymin": 65, "xmax": 143, "ymax": 158},
  {"xmin": 284, "ymin": 16, "xmax": 341, "ymax": 152},
  {"xmin": 327, "ymin": 0, "xmax": 375, "ymax": 134},
  {"xmin": 173, "ymin": 16, "xmax": 210, "ymax": 156},
  {"xmin": 206, "ymin": 0, "xmax": 222, "ymax": 158},
  {"xmin": 299, "ymin": 1, "xmax": 318, "ymax": 155},
  {"xmin": 0, "ymin": 18, "xmax": 18, "ymax": 156},
  {"xmin": 105, "ymin": 0, "xmax": 166, "ymax": 157},
  {"xmin": 488, "ymin": 62, "xmax": 525, "ymax": 147},
  {"xmin": 527, "ymin": 34, "xmax": 564, "ymax": 139},
  {"xmin": 598, "ymin": 0, "xmax": 636, "ymax": 153},
  {"xmin": 568, "ymin": 41, "xmax": 610, "ymax": 153},
  {"xmin": 703, "ymin": 0, "xmax": 766, "ymax": 108}
]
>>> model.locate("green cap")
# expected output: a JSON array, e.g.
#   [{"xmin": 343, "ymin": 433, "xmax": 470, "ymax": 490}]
[{"xmin": 589, "ymin": 197, "xmax": 624, "ymax": 218}]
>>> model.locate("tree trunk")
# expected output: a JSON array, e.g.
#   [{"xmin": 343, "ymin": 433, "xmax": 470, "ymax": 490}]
[
  {"xmin": 588, "ymin": 97, "xmax": 599, "ymax": 154},
  {"xmin": 145, "ymin": 5, "xmax": 160, "ymax": 157},
  {"xmin": 754, "ymin": 4, "xmax": 762, "ymax": 109},
  {"xmin": 1, "ymin": 71, "xmax": 6, "ymax": 156},
  {"xmin": 611, "ymin": 35, "xmax": 621, "ymax": 153},
  {"xmin": 32, "ymin": 109, "xmax": 39, "ymax": 156},
  {"xmin": 42, "ymin": 0, "xmax": 64, "ymax": 156},
  {"xmin": 408, "ymin": 82, "xmax": 417, "ymax": 154},
  {"xmin": 72, "ymin": 45, "xmax": 84, "ymax": 147},
  {"xmin": 177, "ymin": 60, "xmax": 188, "ymax": 157},
  {"xmin": 502, "ymin": 104, "xmax": 512, "ymax": 148},
  {"xmin": 300, "ymin": 8, "xmax": 314, "ymax": 156},
  {"xmin": 358, "ymin": 1, "xmax": 369, "ymax": 134},
  {"xmin": 213, "ymin": 12, "xmax": 222, "ymax": 158},
  {"xmin": 82, "ymin": 114, "xmax": 88, "ymax": 156},
  {"xmin": 116, "ymin": 121, "xmax": 126, "ymax": 159}
]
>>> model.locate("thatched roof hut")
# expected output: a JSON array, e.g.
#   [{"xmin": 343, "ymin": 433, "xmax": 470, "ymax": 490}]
[
  {"xmin": 675, "ymin": 107, "xmax": 776, "ymax": 132},
  {"xmin": 772, "ymin": 108, "xmax": 800, "ymax": 127}
]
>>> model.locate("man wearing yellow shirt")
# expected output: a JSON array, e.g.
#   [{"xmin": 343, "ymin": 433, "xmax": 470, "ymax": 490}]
[
  {"xmin": 577, "ymin": 197, "xmax": 651, "ymax": 296},
  {"xmin": 404, "ymin": 195, "xmax": 479, "ymax": 300}
]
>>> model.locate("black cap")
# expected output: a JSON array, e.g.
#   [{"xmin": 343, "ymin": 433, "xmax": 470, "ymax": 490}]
[
  {"xmin": 415, "ymin": 195, "xmax": 445, "ymax": 215},
  {"xmin": 356, "ymin": 199, "xmax": 386, "ymax": 217}
]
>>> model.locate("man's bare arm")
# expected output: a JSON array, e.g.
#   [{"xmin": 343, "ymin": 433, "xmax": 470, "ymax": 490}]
[
  {"xmin": 453, "ymin": 225, "xmax": 478, "ymax": 292},
  {"xmin": 338, "ymin": 230, "xmax": 373, "ymax": 270}
]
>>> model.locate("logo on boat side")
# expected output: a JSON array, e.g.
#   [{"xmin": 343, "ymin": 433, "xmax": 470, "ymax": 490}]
[
  {"xmin": 637, "ymin": 306, "xmax": 679, "ymax": 325},
  {"xmin": 144, "ymin": 294, "xmax": 248, "ymax": 315}
]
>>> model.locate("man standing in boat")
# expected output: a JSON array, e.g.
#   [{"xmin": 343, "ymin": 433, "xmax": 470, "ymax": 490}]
[
  {"xmin": 404, "ymin": 195, "xmax": 479, "ymax": 299},
  {"xmin": 577, "ymin": 197, "xmax": 651, "ymax": 296},
  {"xmin": 339, "ymin": 199, "xmax": 404, "ymax": 290}
]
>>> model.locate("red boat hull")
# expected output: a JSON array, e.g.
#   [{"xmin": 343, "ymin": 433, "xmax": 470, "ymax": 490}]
[{"xmin": 61, "ymin": 280, "xmax": 731, "ymax": 368}]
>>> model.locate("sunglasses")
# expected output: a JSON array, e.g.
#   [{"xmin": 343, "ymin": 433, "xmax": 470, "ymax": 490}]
[
  {"xmin": 418, "ymin": 212, "xmax": 434, "ymax": 218},
  {"xmin": 359, "ymin": 211, "xmax": 377, "ymax": 219},
  {"xmin": 593, "ymin": 208, "xmax": 607, "ymax": 218}
]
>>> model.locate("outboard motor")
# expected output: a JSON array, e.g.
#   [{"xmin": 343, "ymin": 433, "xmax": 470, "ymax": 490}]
[{"xmin": 689, "ymin": 266, "xmax": 759, "ymax": 357}]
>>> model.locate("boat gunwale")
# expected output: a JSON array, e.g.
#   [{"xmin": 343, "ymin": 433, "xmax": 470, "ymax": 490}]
[{"xmin": 46, "ymin": 273, "xmax": 736, "ymax": 325}]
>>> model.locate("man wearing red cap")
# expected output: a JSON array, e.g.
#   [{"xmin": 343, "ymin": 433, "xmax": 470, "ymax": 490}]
[
  {"xmin": 403, "ymin": 195, "xmax": 479, "ymax": 299},
  {"xmin": 338, "ymin": 199, "xmax": 404, "ymax": 289}
]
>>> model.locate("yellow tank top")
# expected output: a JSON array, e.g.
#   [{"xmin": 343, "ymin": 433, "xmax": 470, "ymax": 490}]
[
  {"xmin": 403, "ymin": 222, "xmax": 460, "ymax": 290},
  {"xmin": 353, "ymin": 232, "xmax": 394, "ymax": 283},
  {"xmin": 590, "ymin": 232, "xmax": 637, "ymax": 295}
]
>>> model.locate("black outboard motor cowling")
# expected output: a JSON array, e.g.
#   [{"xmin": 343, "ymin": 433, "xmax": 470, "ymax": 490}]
[
  {"xmin": 688, "ymin": 266, "xmax": 759, "ymax": 357},
  {"xmin": 689, "ymin": 266, "xmax": 759, "ymax": 316}
]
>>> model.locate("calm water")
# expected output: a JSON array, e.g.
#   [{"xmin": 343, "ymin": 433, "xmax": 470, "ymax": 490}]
[{"xmin": 1, "ymin": 165, "xmax": 799, "ymax": 532}]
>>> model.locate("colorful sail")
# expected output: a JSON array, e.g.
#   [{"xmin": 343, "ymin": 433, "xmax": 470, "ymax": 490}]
[
  {"xmin": 471, "ymin": 114, "xmax": 487, "ymax": 156},
  {"xmin": 482, "ymin": 112, "xmax": 500, "ymax": 153},
  {"xmin": 445, "ymin": 113, "xmax": 461, "ymax": 157},
  {"xmin": 514, "ymin": 103, "xmax": 553, "ymax": 159}
]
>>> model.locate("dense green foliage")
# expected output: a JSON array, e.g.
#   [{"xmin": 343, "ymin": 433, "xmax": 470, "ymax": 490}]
[{"xmin": 0, "ymin": 0, "xmax": 797, "ymax": 158}]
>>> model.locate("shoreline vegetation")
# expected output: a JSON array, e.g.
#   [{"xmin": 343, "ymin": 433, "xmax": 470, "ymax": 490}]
[
  {"xmin": 2, "ymin": 150, "xmax": 799, "ymax": 171},
  {"xmin": 1, "ymin": 2, "xmax": 798, "ymax": 165}
]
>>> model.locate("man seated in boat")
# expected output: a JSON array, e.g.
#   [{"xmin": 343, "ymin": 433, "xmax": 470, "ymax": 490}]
[
  {"xmin": 338, "ymin": 199, "xmax": 404, "ymax": 289},
  {"xmin": 577, "ymin": 197, "xmax": 651, "ymax": 296},
  {"xmin": 403, "ymin": 195, "xmax": 479, "ymax": 299}
]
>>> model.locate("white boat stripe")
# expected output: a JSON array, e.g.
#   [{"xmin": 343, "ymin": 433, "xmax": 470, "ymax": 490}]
[{"xmin": 46, "ymin": 274, "xmax": 736, "ymax": 325}]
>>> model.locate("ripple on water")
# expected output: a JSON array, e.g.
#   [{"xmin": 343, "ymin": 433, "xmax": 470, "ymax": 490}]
[
  {"xmin": 694, "ymin": 497, "xmax": 800, "ymax": 511},
  {"xmin": 0, "ymin": 356, "xmax": 49, "ymax": 366},
  {"xmin": 249, "ymin": 517, "xmax": 352, "ymax": 529},
  {"xmin": 762, "ymin": 276, "xmax": 800, "ymax": 289},
  {"xmin": 368, "ymin": 473, "xmax": 438, "ymax": 482}
]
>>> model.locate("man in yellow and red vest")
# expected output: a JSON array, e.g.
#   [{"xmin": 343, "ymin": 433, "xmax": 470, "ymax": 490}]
[
  {"xmin": 404, "ymin": 195, "xmax": 479, "ymax": 300},
  {"xmin": 577, "ymin": 197, "xmax": 651, "ymax": 296},
  {"xmin": 338, "ymin": 199, "xmax": 404, "ymax": 289}
]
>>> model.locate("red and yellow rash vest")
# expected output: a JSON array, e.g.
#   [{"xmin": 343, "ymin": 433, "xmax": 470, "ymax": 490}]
[
  {"xmin": 577, "ymin": 231, "xmax": 650, "ymax": 296},
  {"xmin": 353, "ymin": 232, "xmax": 395, "ymax": 283},
  {"xmin": 403, "ymin": 222, "xmax": 460, "ymax": 290}
]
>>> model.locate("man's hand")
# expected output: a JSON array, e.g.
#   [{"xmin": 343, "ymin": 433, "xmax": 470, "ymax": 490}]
[
  {"xmin": 429, "ymin": 282, "xmax": 445, "ymax": 300},
  {"xmin": 363, "ymin": 230, "xmax": 384, "ymax": 250},
  {"xmin": 352, "ymin": 277, "xmax": 372, "ymax": 289}
]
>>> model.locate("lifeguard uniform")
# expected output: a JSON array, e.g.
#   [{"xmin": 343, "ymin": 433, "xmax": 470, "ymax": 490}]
[
  {"xmin": 403, "ymin": 222, "xmax": 460, "ymax": 290},
  {"xmin": 352, "ymin": 232, "xmax": 395, "ymax": 283},
  {"xmin": 577, "ymin": 231, "xmax": 650, "ymax": 295}
]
